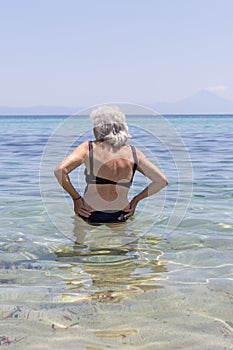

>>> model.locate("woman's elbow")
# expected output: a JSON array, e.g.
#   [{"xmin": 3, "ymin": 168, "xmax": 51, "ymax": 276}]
[
  {"xmin": 54, "ymin": 165, "xmax": 64, "ymax": 179},
  {"xmin": 161, "ymin": 177, "xmax": 169, "ymax": 188}
]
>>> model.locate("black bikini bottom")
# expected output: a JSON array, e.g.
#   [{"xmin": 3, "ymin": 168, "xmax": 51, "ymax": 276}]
[{"xmin": 79, "ymin": 210, "xmax": 127, "ymax": 225}]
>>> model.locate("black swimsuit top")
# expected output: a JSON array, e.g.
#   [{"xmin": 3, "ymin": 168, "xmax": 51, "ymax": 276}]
[{"xmin": 85, "ymin": 141, "xmax": 138, "ymax": 188}]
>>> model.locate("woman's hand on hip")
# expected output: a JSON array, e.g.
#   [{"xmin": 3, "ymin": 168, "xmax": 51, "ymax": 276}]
[
  {"xmin": 124, "ymin": 198, "xmax": 138, "ymax": 219},
  {"xmin": 73, "ymin": 198, "xmax": 93, "ymax": 218}
]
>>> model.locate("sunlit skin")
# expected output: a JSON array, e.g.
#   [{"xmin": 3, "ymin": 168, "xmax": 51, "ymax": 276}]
[{"xmin": 54, "ymin": 128, "xmax": 168, "ymax": 219}]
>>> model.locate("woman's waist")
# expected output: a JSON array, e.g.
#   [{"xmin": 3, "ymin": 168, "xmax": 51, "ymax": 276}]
[{"xmin": 83, "ymin": 190, "xmax": 129, "ymax": 211}]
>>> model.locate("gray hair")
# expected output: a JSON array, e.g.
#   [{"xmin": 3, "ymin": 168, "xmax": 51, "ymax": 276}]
[{"xmin": 90, "ymin": 105, "xmax": 131, "ymax": 147}]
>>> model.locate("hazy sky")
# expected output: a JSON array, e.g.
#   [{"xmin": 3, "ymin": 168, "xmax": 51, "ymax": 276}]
[{"xmin": 1, "ymin": 0, "xmax": 233, "ymax": 107}]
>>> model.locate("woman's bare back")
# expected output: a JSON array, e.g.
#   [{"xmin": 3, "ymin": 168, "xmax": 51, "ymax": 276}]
[{"xmin": 83, "ymin": 141, "xmax": 136, "ymax": 211}]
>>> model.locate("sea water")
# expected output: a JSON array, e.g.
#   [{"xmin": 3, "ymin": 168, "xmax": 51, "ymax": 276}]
[{"xmin": 0, "ymin": 115, "xmax": 232, "ymax": 349}]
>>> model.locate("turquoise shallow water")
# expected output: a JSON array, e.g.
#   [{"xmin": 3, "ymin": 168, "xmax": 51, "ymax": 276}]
[{"xmin": 0, "ymin": 115, "xmax": 233, "ymax": 349}]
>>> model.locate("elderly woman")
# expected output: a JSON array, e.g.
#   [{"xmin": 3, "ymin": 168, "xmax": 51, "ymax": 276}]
[{"xmin": 54, "ymin": 105, "xmax": 168, "ymax": 224}]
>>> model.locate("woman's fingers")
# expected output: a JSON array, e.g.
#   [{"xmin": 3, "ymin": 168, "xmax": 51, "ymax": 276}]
[
  {"xmin": 82, "ymin": 201, "xmax": 93, "ymax": 211},
  {"xmin": 124, "ymin": 206, "xmax": 135, "ymax": 218},
  {"xmin": 78, "ymin": 209, "xmax": 90, "ymax": 217},
  {"xmin": 124, "ymin": 200, "xmax": 137, "ymax": 218},
  {"xmin": 124, "ymin": 208, "xmax": 134, "ymax": 218},
  {"xmin": 74, "ymin": 199, "xmax": 92, "ymax": 217},
  {"xmin": 75, "ymin": 207, "xmax": 90, "ymax": 217}
]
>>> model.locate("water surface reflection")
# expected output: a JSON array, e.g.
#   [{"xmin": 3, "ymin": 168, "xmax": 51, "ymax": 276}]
[{"xmin": 54, "ymin": 217, "xmax": 168, "ymax": 303}]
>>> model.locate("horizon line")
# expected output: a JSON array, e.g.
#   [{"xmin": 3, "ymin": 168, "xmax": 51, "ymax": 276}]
[{"xmin": 1, "ymin": 113, "xmax": 233, "ymax": 117}]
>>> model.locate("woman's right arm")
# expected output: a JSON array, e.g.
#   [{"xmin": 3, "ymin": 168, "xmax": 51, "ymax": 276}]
[
  {"xmin": 54, "ymin": 141, "xmax": 92, "ymax": 217},
  {"xmin": 125, "ymin": 148, "xmax": 168, "ymax": 218}
]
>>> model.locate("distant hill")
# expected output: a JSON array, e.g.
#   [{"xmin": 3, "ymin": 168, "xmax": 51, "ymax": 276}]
[
  {"xmin": 1, "ymin": 90, "xmax": 233, "ymax": 115},
  {"xmin": 150, "ymin": 90, "xmax": 233, "ymax": 114}
]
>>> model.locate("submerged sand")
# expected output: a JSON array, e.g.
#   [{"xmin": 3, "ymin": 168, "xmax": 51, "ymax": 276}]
[{"xmin": 1, "ymin": 279, "xmax": 232, "ymax": 350}]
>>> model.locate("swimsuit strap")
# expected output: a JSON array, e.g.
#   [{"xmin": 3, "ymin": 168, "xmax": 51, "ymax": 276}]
[
  {"xmin": 130, "ymin": 145, "xmax": 138, "ymax": 181},
  {"xmin": 88, "ymin": 141, "xmax": 137, "ymax": 184},
  {"xmin": 88, "ymin": 141, "xmax": 94, "ymax": 176}
]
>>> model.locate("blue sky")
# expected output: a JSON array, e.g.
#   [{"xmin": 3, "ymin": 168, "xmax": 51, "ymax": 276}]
[{"xmin": 1, "ymin": 0, "xmax": 233, "ymax": 107}]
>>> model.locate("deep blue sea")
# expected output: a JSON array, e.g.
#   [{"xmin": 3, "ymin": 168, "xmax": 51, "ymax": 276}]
[{"xmin": 0, "ymin": 114, "xmax": 232, "ymax": 349}]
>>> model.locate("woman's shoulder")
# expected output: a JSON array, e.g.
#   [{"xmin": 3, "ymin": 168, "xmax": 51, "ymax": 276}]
[
  {"xmin": 80, "ymin": 140, "xmax": 89, "ymax": 148},
  {"xmin": 74, "ymin": 141, "xmax": 89, "ymax": 153},
  {"xmin": 127, "ymin": 144, "xmax": 141, "ymax": 155},
  {"xmin": 127, "ymin": 145, "xmax": 149, "ymax": 164}
]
